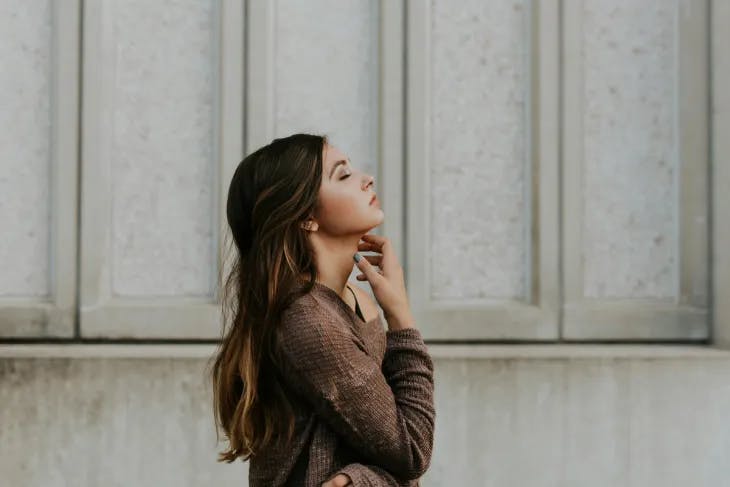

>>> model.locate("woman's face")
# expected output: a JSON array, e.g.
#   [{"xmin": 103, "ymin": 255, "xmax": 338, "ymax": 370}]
[{"xmin": 312, "ymin": 144, "xmax": 384, "ymax": 236}]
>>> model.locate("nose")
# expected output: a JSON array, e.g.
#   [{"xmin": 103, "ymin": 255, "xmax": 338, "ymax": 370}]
[{"xmin": 363, "ymin": 175, "xmax": 374, "ymax": 190}]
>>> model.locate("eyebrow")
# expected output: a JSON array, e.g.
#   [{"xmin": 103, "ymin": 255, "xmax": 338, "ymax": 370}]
[{"xmin": 328, "ymin": 158, "xmax": 350, "ymax": 179}]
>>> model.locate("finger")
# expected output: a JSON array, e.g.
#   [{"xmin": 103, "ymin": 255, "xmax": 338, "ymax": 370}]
[
  {"xmin": 361, "ymin": 234, "xmax": 397, "ymax": 275},
  {"xmin": 342, "ymin": 475, "xmax": 353, "ymax": 486},
  {"xmin": 357, "ymin": 242, "xmax": 380, "ymax": 252},
  {"xmin": 334, "ymin": 474, "xmax": 351, "ymax": 486},
  {"xmin": 360, "ymin": 233, "xmax": 386, "ymax": 247},
  {"xmin": 356, "ymin": 270, "xmax": 382, "ymax": 280},
  {"xmin": 321, "ymin": 476, "xmax": 343, "ymax": 487},
  {"xmin": 363, "ymin": 254, "xmax": 382, "ymax": 266},
  {"xmin": 358, "ymin": 238, "xmax": 379, "ymax": 246},
  {"xmin": 353, "ymin": 253, "xmax": 382, "ymax": 285}
]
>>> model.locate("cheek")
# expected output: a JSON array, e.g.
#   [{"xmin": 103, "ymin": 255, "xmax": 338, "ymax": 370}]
[
  {"xmin": 322, "ymin": 190, "xmax": 360, "ymax": 217},
  {"xmin": 318, "ymin": 187, "xmax": 366, "ymax": 228}
]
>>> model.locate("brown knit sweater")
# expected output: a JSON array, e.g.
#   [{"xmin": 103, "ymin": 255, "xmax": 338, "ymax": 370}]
[{"xmin": 247, "ymin": 281, "xmax": 435, "ymax": 486}]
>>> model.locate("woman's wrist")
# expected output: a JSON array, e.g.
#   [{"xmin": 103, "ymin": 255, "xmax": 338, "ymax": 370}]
[{"xmin": 385, "ymin": 309, "xmax": 416, "ymax": 331}]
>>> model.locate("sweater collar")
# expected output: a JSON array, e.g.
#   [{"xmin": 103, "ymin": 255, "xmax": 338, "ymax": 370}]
[{"xmin": 308, "ymin": 280, "xmax": 380, "ymax": 325}]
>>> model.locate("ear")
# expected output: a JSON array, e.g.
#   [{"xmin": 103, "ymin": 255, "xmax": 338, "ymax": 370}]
[{"xmin": 300, "ymin": 219, "xmax": 319, "ymax": 232}]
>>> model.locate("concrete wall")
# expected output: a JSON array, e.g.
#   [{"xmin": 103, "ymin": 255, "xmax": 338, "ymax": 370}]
[
  {"xmin": 2, "ymin": 346, "xmax": 730, "ymax": 486},
  {"xmin": 2, "ymin": 1, "xmax": 729, "ymax": 486},
  {"xmin": 0, "ymin": 353, "xmax": 247, "ymax": 486}
]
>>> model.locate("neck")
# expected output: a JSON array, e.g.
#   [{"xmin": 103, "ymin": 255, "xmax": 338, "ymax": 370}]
[{"xmin": 308, "ymin": 232, "xmax": 363, "ymax": 300}]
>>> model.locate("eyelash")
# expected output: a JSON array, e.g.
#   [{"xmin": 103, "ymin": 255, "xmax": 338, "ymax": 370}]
[{"xmin": 340, "ymin": 172, "xmax": 351, "ymax": 180}]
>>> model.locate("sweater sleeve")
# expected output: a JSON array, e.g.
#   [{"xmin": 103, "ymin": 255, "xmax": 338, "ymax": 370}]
[{"xmin": 277, "ymin": 302, "xmax": 435, "ymax": 481}]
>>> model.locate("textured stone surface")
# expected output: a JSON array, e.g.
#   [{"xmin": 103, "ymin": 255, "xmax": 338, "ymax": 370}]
[
  {"xmin": 0, "ymin": 357, "xmax": 247, "ymax": 486},
  {"xmin": 108, "ymin": 0, "xmax": 216, "ymax": 297},
  {"xmin": 274, "ymin": 0, "xmax": 379, "ymax": 185},
  {"xmin": 428, "ymin": 356, "xmax": 730, "ymax": 486},
  {"xmin": 2, "ymin": 354, "xmax": 730, "ymax": 486},
  {"xmin": 430, "ymin": 0, "xmax": 529, "ymax": 300},
  {"xmin": 0, "ymin": 0, "xmax": 52, "ymax": 297},
  {"xmin": 582, "ymin": 0, "xmax": 678, "ymax": 298}
]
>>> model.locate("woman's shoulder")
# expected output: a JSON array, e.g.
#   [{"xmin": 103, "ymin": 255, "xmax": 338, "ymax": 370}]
[
  {"xmin": 278, "ymin": 283, "xmax": 386, "ymax": 364},
  {"xmin": 280, "ymin": 280, "xmax": 379, "ymax": 328},
  {"xmin": 281, "ymin": 289, "xmax": 323, "ymax": 321},
  {"xmin": 280, "ymin": 284, "xmax": 345, "ymax": 329},
  {"xmin": 277, "ymin": 289, "xmax": 355, "ymax": 353}
]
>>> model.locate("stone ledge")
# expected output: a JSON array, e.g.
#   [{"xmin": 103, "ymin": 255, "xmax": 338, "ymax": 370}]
[
  {"xmin": 427, "ymin": 344, "xmax": 730, "ymax": 360},
  {"xmin": 1, "ymin": 343, "xmax": 729, "ymax": 359}
]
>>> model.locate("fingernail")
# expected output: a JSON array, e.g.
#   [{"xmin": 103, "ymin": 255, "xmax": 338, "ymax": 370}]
[{"xmin": 353, "ymin": 253, "xmax": 362, "ymax": 263}]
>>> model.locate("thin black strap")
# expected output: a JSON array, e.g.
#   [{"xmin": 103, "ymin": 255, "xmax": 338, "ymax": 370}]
[{"xmin": 346, "ymin": 285, "xmax": 365, "ymax": 321}]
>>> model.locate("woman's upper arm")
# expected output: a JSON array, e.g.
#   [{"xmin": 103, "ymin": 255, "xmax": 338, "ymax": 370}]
[{"xmin": 277, "ymin": 301, "xmax": 434, "ymax": 480}]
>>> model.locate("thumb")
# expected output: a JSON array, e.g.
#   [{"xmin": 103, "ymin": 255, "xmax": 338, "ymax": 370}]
[{"xmin": 353, "ymin": 253, "xmax": 380, "ymax": 283}]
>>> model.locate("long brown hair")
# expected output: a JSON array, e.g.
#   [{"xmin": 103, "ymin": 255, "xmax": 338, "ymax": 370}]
[{"xmin": 208, "ymin": 133, "xmax": 327, "ymax": 462}]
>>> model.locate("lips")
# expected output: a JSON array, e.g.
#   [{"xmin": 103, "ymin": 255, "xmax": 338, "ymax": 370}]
[{"xmin": 369, "ymin": 194, "xmax": 377, "ymax": 205}]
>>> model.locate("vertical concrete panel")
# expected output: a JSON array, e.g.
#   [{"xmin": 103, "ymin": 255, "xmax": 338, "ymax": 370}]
[
  {"xmin": 427, "ymin": 359, "xmax": 564, "ymax": 486},
  {"xmin": 627, "ymin": 360, "xmax": 730, "ymax": 486},
  {"xmin": 0, "ymin": 0, "xmax": 52, "ymax": 297},
  {"xmin": 0, "ymin": 358, "xmax": 246, "ymax": 486},
  {"xmin": 274, "ymin": 0, "xmax": 378, "ymax": 181},
  {"xmin": 107, "ymin": 0, "xmax": 216, "ymax": 297},
  {"xmin": 500, "ymin": 360, "xmax": 565, "ymax": 486},
  {"xmin": 563, "ymin": 360, "xmax": 631, "ymax": 485},
  {"xmin": 582, "ymin": 0, "xmax": 678, "ymax": 299},
  {"xmin": 430, "ymin": 0, "xmax": 529, "ymax": 300},
  {"xmin": 713, "ymin": 0, "xmax": 730, "ymax": 348}
]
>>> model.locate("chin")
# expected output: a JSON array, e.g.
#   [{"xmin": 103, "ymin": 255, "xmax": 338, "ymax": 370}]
[
  {"xmin": 369, "ymin": 210, "xmax": 385, "ymax": 228},
  {"xmin": 344, "ymin": 209, "xmax": 384, "ymax": 234}
]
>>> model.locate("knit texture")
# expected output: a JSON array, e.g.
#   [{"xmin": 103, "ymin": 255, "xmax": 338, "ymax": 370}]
[{"xmin": 247, "ymin": 281, "xmax": 435, "ymax": 486}]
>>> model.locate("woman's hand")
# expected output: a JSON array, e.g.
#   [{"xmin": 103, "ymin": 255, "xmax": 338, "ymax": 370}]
[
  {"xmin": 354, "ymin": 233, "xmax": 415, "ymax": 331},
  {"xmin": 321, "ymin": 473, "xmax": 352, "ymax": 487}
]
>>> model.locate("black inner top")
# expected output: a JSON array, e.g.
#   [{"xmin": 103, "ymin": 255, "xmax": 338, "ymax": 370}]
[{"xmin": 346, "ymin": 285, "xmax": 365, "ymax": 321}]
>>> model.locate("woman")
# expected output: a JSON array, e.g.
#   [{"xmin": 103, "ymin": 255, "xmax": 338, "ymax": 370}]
[{"xmin": 209, "ymin": 133, "xmax": 435, "ymax": 486}]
